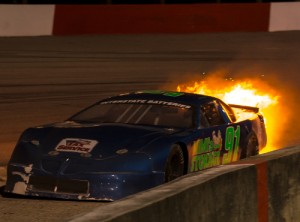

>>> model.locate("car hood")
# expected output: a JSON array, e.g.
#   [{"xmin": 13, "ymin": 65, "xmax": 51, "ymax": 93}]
[{"xmin": 23, "ymin": 121, "xmax": 177, "ymax": 159}]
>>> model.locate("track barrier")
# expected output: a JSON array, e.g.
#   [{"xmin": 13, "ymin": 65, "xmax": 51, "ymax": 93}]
[
  {"xmin": 1, "ymin": 3, "xmax": 300, "ymax": 36},
  {"xmin": 69, "ymin": 146, "xmax": 300, "ymax": 222}
]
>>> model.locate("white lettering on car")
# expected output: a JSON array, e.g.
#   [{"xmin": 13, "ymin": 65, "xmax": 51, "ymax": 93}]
[{"xmin": 55, "ymin": 138, "xmax": 98, "ymax": 153}]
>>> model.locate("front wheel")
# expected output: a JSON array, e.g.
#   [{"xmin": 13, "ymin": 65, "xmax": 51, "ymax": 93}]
[{"xmin": 165, "ymin": 144, "xmax": 185, "ymax": 182}]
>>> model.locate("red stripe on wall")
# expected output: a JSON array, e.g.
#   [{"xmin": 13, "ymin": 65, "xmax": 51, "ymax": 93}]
[
  {"xmin": 257, "ymin": 162, "xmax": 268, "ymax": 222},
  {"xmin": 53, "ymin": 4, "xmax": 270, "ymax": 35}
]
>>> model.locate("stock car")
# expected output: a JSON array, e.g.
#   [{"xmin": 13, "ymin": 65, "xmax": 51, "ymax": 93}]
[{"xmin": 5, "ymin": 90, "xmax": 267, "ymax": 201}]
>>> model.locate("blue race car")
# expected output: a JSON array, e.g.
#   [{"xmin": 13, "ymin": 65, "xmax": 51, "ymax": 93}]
[{"xmin": 5, "ymin": 90, "xmax": 267, "ymax": 201}]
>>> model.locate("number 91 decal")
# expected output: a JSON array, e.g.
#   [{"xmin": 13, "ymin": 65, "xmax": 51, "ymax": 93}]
[{"xmin": 222, "ymin": 126, "xmax": 240, "ymax": 164}]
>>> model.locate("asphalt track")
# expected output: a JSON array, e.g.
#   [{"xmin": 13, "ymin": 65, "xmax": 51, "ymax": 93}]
[{"xmin": 0, "ymin": 32, "xmax": 300, "ymax": 221}]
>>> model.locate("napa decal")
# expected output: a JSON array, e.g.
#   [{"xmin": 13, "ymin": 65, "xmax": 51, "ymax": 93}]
[
  {"xmin": 55, "ymin": 138, "xmax": 98, "ymax": 153},
  {"xmin": 190, "ymin": 126, "xmax": 240, "ymax": 172}
]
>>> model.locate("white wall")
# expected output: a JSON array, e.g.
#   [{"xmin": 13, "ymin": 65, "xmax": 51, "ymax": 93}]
[
  {"xmin": 269, "ymin": 2, "xmax": 300, "ymax": 32},
  {"xmin": 0, "ymin": 5, "xmax": 54, "ymax": 36}
]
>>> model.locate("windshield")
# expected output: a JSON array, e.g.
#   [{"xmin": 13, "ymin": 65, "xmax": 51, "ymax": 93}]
[{"xmin": 70, "ymin": 103, "xmax": 194, "ymax": 128}]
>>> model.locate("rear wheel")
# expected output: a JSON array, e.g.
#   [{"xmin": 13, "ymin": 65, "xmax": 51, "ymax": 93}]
[
  {"xmin": 241, "ymin": 133, "xmax": 259, "ymax": 159},
  {"xmin": 165, "ymin": 144, "xmax": 185, "ymax": 182}
]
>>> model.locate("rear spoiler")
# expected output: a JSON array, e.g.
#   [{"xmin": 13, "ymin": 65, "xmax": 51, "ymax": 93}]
[{"xmin": 228, "ymin": 104, "xmax": 259, "ymax": 113}]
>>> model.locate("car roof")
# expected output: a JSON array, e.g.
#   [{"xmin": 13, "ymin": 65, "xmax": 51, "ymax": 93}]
[{"xmin": 100, "ymin": 90, "xmax": 218, "ymax": 106}]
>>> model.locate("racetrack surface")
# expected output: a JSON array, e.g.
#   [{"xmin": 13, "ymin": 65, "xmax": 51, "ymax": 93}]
[{"xmin": 0, "ymin": 32, "xmax": 300, "ymax": 221}]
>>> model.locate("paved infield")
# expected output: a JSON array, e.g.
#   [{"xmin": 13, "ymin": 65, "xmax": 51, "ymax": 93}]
[{"xmin": 0, "ymin": 32, "xmax": 300, "ymax": 221}]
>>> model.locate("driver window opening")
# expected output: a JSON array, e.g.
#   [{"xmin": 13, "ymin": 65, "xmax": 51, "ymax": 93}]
[{"xmin": 200, "ymin": 101, "xmax": 225, "ymax": 126}]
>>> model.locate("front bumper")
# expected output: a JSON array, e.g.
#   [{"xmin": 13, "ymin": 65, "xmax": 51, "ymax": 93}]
[{"xmin": 5, "ymin": 163, "xmax": 165, "ymax": 201}]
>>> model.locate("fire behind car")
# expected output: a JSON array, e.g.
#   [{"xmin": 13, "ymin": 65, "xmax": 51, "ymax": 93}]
[{"xmin": 5, "ymin": 90, "xmax": 267, "ymax": 201}]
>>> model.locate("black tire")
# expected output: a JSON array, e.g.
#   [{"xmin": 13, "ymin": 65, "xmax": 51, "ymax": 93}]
[
  {"xmin": 241, "ymin": 133, "xmax": 259, "ymax": 159},
  {"xmin": 165, "ymin": 144, "xmax": 185, "ymax": 182}
]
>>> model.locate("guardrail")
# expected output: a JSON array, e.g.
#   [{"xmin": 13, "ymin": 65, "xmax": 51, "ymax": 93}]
[{"xmin": 69, "ymin": 146, "xmax": 300, "ymax": 222}]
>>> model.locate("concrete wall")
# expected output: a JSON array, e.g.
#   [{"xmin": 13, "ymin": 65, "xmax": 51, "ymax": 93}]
[
  {"xmin": 1, "ymin": 3, "xmax": 300, "ymax": 36},
  {"xmin": 267, "ymin": 153, "xmax": 300, "ymax": 221},
  {"xmin": 69, "ymin": 146, "xmax": 300, "ymax": 222}
]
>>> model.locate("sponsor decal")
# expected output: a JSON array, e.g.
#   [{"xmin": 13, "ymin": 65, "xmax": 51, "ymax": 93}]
[
  {"xmin": 101, "ymin": 99, "xmax": 190, "ymax": 109},
  {"xmin": 221, "ymin": 126, "xmax": 240, "ymax": 164},
  {"xmin": 147, "ymin": 100, "xmax": 190, "ymax": 109},
  {"xmin": 190, "ymin": 126, "xmax": 240, "ymax": 172},
  {"xmin": 101, "ymin": 99, "xmax": 147, "ymax": 105},
  {"xmin": 55, "ymin": 138, "xmax": 98, "ymax": 153},
  {"xmin": 136, "ymin": 90, "xmax": 184, "ymax": 97},
  {"xmin": 190, "ymin": 130, "xmax": 223, "ymax": 172}
]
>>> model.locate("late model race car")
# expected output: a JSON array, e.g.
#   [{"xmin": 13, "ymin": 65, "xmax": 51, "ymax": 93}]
[{"xmin": 5, "ymin": 90, "xmax": 267, "ymax": 201}]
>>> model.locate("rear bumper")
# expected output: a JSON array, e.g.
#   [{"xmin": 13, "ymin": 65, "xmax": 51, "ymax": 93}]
[{"xmin": 5, "ymin": 163, "xmax": 165, "ymax": 201}]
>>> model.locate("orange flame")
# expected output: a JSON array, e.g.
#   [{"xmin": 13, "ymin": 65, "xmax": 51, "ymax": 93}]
[{"xmin": 177, "ymin": 79, "xmax": 279, "ymax": 154}]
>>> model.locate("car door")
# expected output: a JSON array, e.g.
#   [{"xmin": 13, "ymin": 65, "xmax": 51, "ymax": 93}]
[{"xmin": 189, "ymin": 99, "xmax": 241, "ymax": 173}]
